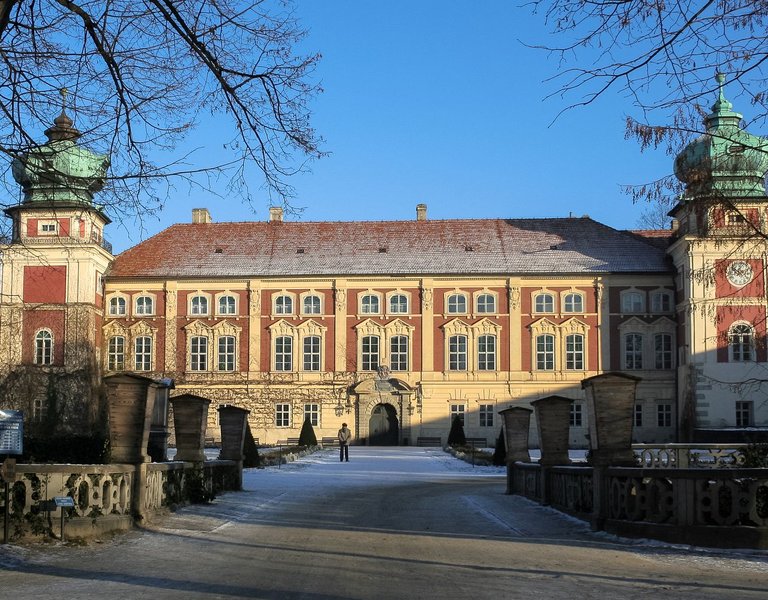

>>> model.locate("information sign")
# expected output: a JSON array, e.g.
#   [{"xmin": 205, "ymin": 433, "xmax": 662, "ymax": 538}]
[
  {"xmin": 0, "ymin": 411, "xmax": 23, "ymax": 455},
  {"xmin": 54, "ymin": 497, "xmax": 76, "ymax": 508}
]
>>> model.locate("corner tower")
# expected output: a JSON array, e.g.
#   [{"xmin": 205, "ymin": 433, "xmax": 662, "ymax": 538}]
[
  {"xmin": 669, "ymin": 74, "xmax": 768, "ymax": 441},
  {"xmin": 0, "ymin": 92, "xmax": 113, "ymax": 436}
]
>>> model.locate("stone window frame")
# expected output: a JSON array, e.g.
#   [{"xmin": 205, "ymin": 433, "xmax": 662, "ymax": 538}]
[
  {"xmin": 386, "ymin": 290, "xmax": 410, "ymax": 315},
  {"xmin": 477, "ymin": 334, "xmax": 497, "ymax": 371},
  {"xmin": 273, "ymin": 291, "xmax": 296, "ymax": 316},
  {"xmin": 34, "ymin": 329, "xmax": 54, "ymax": 365},
  {"xmin": 445, "ymin": 291, "xmax": 468, "ymax": 315},
  {"xmin": 442, "ymin": 318, "xmax": 502, "ymax": 373},
  {"xmin": 134, "ymin": 293, "xmax": 156, "ymax": 316},
  {"xmin": 107, "ymin": 335, "xmax": 126, "ymax": 371},
  {"xmin": 529, "ymin": 317, "xmax": 589, "ymax": 372},
  {"xmin": 270, "ymin": 319, "xmax": 326, "ymax": 373},
  {"xmin": 184, "ymin": 320, "xmax": 240, "ymax": 373},
  {"xmin": 107, "ymin": 294, "xmax": 128, "ymax": 316},
  {"xmin": 216, "ymin": 292, "xmax": 238, "ymax": 316},
  {"xmin": 355, "ymin": 318, "xmax": 414, "ymax": 373},
  {"xmin": 302, "ymin": 335, "xmax": 322, "ymax": 371},
  {"xmin": 134, "ymin": 335, "xmax": 153, "ymax": 371},
  {"xmin": 389, "ymin": 334, "xmax": 409, "ymax": 371},
  {"xmin": 618, "ymin": 316, "xmax": 675, "ymax": 371},
  {"xmin": 300, "ymin": 291, "xmax": 323, "ymax": 315},
  {"xmin": 217, "ymin": 335, "xmax": 237, "ymax": 372},
  {"xmin": 274, "ymin": 335, "xmax": 293, "ymax": 371},
  {"xmin": 479, "ymin": 403, "xmax": 494, "ymax": 427},
  {"xmin": 729, "ymin": 321, "xmax": 755, "ymax": 362},
  {"xmin": 533, "ymin": 291, "xmax": 555, "ymax": 314},
  {"xmin": 359, "ymin": 291, "xmax": 382, "ymax": 315},
  {"xmin": 654, "ymin": 332, "xmax": 674, "ymax": 370},
  {"xmin": 620, "ymin": 289, "xmax": 645, "ymax": 314},
  {"xmin": 562, "ymin": 290, "xmax": 585, "ymax": 314},
  {"xmin": 275, "ymin": 403, "xmax": 291, "ymax": 428},
  {"xmin": 189, "ymin": 292, "xmax": 212, "ymax": 317},
  {"xmin": 474, "ymin": 290, "xmax": 497, "ymax": 315},
  {"xmin": 650, "ymin": 289, "xmax": 673, "ymax": 314}
]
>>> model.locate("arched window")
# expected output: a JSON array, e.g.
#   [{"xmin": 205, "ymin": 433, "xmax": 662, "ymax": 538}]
[
  {"xmin": 109, "ymin": 297, "xmax": 126, "ymax": 316},
  {"xmin": 390, "ymin": 335, "xmax": 408, "ymax": 371},
  {"xmin": 108, "ymin": 336, "xmax": 125, "ymax": 371},
  {"xmin": 135, "ymin": 336, "xmax": 152, "ymax": 371},
  {"xmin": 534, "ymin": 293, "xmax": 554, "ymax": 313},
  {"xmin": 624, "ymin": 333, "xmax": 644, "ymax": 369},
  {"xmin": 218, "ymin": 295, "xmax": 236, "ymax": 315},
  {"xmin": 565, "ymin": 334, "xmax": 584, "ymax": 370},
  {"xmin": 730, "ymin": 324, "xmax": 754, "ymax": 362},
  {"xmin": 303, "ymin": 295, "xmax": 321, "ymax": 315},
  {"xmin": 476, "ymin": 294, "xmax": 496, "ymax": 314},
  {"xmin": 190, "ymin": 295, "xmax": 209, "ymax": 316},
  {"xmin": 389, "ymin": 294, "xmax": 408, "ymax": 314},
  {"xmin": 535, "ymin": 334, "xmax": 554, "ymax": 370},
  {"xmin": 275, "ymin": 295, "xmax": 293, "ymax": 315},
  {"xmin": 477, "ymin": 334, "xmax": 496, "ymax": 370},
  {"xmin": 275, "ymin": 336, "xmax": 293, "ymax": 371},
  {"xmin": 564, "ymin": 293, "xmax": 583, "ymax": 313},
  {"xmin": 447, "ymin": 293, "xmax": 467, "ymax": 314},
  {"xmin": 361, "ymin": 335, "xmax": 380, "ymax": 370},
  {"xmin": 651, "ymin": 291, "xmax": 672, "ymax": 313},
  {"xmin": 448, "ymin": 335, "xmax": 467, "ymax": 370},
  {"xmin": 34, "ymin": 330, "xmax": 53, "ymax": 365},
  {"xmin": 621, "ymin": 291, "xmax": 644, "ymax": 313},
  {"xmin": 361, "ymin": 294, "xmax": 380, "ymax": 314},
  {"xmin": 135, "ymin": 296, "xmax": 153, "ymax": 315}
]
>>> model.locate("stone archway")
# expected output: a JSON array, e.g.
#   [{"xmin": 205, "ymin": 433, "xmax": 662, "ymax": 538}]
[{"xmin": 368, "ymin": 403, "xmax": 399, "ymax": 445}]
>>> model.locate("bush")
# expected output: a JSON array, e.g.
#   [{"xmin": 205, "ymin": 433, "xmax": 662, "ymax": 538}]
[
  {"xmin": 298, "ymin": 416, "xmax": 318, "ymax": 447},
  {"xmin": 243, "ymin": 424, "xmax": 260, "ymax": 468},
  {"xmin": 492, "ymin": 428, "xmax": 507, "ymax": 466},
  {"xmin": 742, "ymin": 443, "xmax": 768, "ymax": 467},
  {"xmin": 447, "ymin": 415, "xmax": 466, "ymax": 446},
  {"xmin": 185, "ymin": 469, "xmax": 216, "ymax": 504},
  {"xmin": 23, "ymin": 435, "xmax": 109, "ymax": 464}
]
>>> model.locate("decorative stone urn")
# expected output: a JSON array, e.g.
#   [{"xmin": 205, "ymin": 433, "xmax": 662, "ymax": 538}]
[
  {"xmin": 218, "ymin": 405, "xmax": 250, "ymax": 461},
  {"xmin": 104, "ymin": 374, "xmax": 158, "ymax": 464},
  {"xmin": 499, "ymin": 406, "xmax": 533, "ymax": 463},
  {"xmin": 170, "ymin": 394, "xmax": 211, "ymax": 462},
  {"xmin": 531, "ymin": 396, "xmax": 572, "ymax": 466},
  {"xmin": 582, "ymin": 373, "xmax": 640, "ymax": 466}
]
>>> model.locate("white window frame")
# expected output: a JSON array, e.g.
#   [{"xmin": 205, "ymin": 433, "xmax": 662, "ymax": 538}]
[
  {"xmin": 217, "ymin": 294, "xmax": 237, "ymax": 315},
  {"xmin": 303, "ymin": 335, "xmax": 321, "ymax": 371},
  {"xmin": 34, "ymin": 329, "xmax": 53, "ymax": 365},
  {"xmin": 388, "ymin": 293, "xmax": 408, "ymax": 314},
  {"xmin": 190, "ymin": 335, "xmax": 209, "ymax": 371},
  {"xmin": 38, "ymin": 220, "xmax": 58, "ymax": 235},
  {"xmin": 651, "ymin": 290, "xmax": 672, "ymax": 313},
  {"xmin": 634, "ymin": 403, "xmax": 643, "ymax": 427},
  {"xmin": 563, "ymin": 292, "xmax": 584, "ymax": 313},
  {"xmin": 477, "ymin": 334, "xmax": 496, "ymax": 371},
  {"xmin": 190, "ymin": 294, "xmax": 210, "ymax": 316},
  {"xmin": 109, "ymin": 296, "xmax": 127, "ymax": 316},
  {"xmin": 302, "ymin": 294, "xmax": 322, "ymax": 315},
  {"xmin": 736, "ymin": 400, "xmax": 754, "ymax": 427},
  {"xmin": 621, "ymin": 290, "xmax": 645, "ymax": 314},
  {"xmin": 135, "ymin": 295, "xmax": 154, "ymax": 316},
  {"xmin": 361, "ymin": 335, "xmax": 380, "ymax": 371},
  {"xmin": 654, "ymin": 333, "xmax": 673, "ymax": 369},
  {"xmin": 565, "ymin": 333, "xmax": 584, "ymax": 370},
  {"xmin": 569, "ymin": 402, "xmax": 583, "ymax": 427},
  {"xmin": 535, "ymin": 334, "xmax": 554, "ymax": 370},
  {"xmin": 360, "ymin": 293, "xmax": 381, "ymax": 315},
  {"xmin": 275, "ymin": 403, "xmax": 291, "ymax": 428},
  {"xmin": 390, "ymin": 335, "xmax": 409, "ymax": 371},
  {"xmin": 274, "ymin": 294, "xmax": 294, "ymax": 315},
  {"xmin": 657, "ymin": 404, "xmax": 672, "ymax": 427},
  {"xmin": 534, "ymin": 293, "xmax": 555, "ymax": 314},
  {"xmin": 448, "ymin": 334, "xmax": 468, "ymax": 371},
  {"xmin": 476, "ymin": 293, "xmax": 496, "ymax": 314},
  {"xmin": 274, "ymin": 335, "xmax": 294, "ymax": 371},
  {"xmin": 450, "ymin": 403, "xmax": 466, "ymax": 426},
  {"xmin": 446, "ymin": 293, "xmax": 467, "ymax": 314},
  {"xmin": 624, "ymin": 333, "xmax": 644, "ymax": 370},
  {"xmin": 108, "ymin": 336, "xmax": 125, "ymax": 371},
  {"xmin": 479, "ymin": 404, "xmax": 494, "ymax": 427},
  {"xmin": 729, "ymin": 323, "xmax": 754, "ymax": 362},
  {"xmin": 304, "ymin": 403, "xmax": 320, "ymax": 427},
  {"xmin": 134, "ymin": 336, "xmax": 152, "ymax": 371},
  {"xmin": 218, "ymin": 335, "xmax": 236, "ymax": 371}
]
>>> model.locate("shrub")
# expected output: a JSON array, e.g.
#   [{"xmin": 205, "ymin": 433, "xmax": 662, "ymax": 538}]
[
  {"xmin": 447, "ymin": 415, "xmax": 466, "ymax": 446},
  {"xmin": 742, "ymin": 443, "xmax": 768, "ymax": 468},
  {"xmin": 492, "ymin": 428, "xmax": 507, "ymax": 466},
  {"xmin": 298, "ymin": 416, "xmax": 318, "ymax": 447}
]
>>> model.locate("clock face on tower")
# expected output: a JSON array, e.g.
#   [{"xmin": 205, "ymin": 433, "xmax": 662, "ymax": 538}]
[{"xmin": 726, "ymin": 260, "xmax": 753, "ymax": 287}]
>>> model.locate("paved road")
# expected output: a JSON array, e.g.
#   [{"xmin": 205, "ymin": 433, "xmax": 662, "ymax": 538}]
[{"xmin": 1, "ymin": 447, "xmax": 767, "ymax": 599}]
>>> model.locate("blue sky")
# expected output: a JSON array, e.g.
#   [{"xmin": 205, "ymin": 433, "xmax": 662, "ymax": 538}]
[{"xmin": 109, "ymin": 1, "xmax": 693, "ymax": 253}]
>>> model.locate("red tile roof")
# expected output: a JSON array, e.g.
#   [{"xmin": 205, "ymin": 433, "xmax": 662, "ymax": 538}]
[{"xmin": 107, "ymin": 217, "xmax": 672, "ymax": 279}]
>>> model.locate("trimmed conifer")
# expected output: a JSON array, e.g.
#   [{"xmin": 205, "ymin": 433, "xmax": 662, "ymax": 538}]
[
  {"xmin": 492, "ymin": 427, "xmax": 507, "ymax": 466},
  {"xmin": 298, "ymin": 416, "xmax": 318, "ymax": 447},
  {"xmin": 447, "ymin": 415, "xmax": 466, "ymax": 446}
]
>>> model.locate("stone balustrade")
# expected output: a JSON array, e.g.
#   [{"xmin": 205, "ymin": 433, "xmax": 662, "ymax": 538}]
[{"xmin": 633, "ymin": 444, "xmax": 749, "ymax": 468}]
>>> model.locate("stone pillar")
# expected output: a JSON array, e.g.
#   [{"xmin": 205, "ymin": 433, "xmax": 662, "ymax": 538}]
[
  {"xmin": 499, "ymin": 406, "xmax": 533, "ymax": 496},
  {"xmin": 171, "ymin": 394, "xmax": 211, "ymax": 462},
  {"xmin": 147, "ymin": 378, "xmax": 174, "ymax": 462},
  {"xmin": 531, "ymin": 396, "xmax": 572, "ymax": 466},
  {"xmin": 105, "ymin": 374, "xmax": 158, "ymax": 464},
  {"xmin": 218, "ymin": 405, "xmax": 250, "ymax": 461},
  {"xmin": 582, "ymin": 373, "xmax": 640, "ymax": 467}
]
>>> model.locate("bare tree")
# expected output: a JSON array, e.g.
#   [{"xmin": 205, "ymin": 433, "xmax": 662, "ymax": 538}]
[{"xmin": 0, "ymin": 0, "xmax": 323, "ymax": 222}]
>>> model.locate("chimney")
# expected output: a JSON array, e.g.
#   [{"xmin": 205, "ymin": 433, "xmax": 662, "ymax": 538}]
[
  {"xmin": 192, "ymin": 208, "xmax": 212, "ymax": 224},
  {"xmin": 671, "ymin": 219, "xmax": 679, "ymax": 232},
  {"xmin": 269, "ymin": 206, "xmax": 284, "ymax": 223},
  {"xmin": 416, "ymin": 203, "xmax": 427, "ymax": 221}
]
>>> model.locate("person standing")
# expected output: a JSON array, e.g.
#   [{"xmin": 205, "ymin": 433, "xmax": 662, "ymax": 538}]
[{"xmin": 338, "ymin": 423, "xmax": 352, "ymax": 462}]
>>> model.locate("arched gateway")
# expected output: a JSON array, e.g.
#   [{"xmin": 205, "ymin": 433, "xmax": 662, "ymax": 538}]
[{"xmin": 350, "ymin": 377, "xmax": 416, "ymax": 446}]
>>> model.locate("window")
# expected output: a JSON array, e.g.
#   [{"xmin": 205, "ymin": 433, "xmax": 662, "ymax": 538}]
[
  {"xmin": 651, "ymin": 291, "xmax": 672, "ymax": 313},
  {"xmin": 40, "ymin": 222, "xmax": 57, "ymax": 233},
  {"xmin": 361, "ymin": 335, "xmax": 380, "ymax": 371},
  {"xmin": 33, "ymin": 397, "xmax": 47, "ymax": 422},
  {"xmin": 564, "ymin": 293, "xmax": 583, "ymax": 313},
  {"xmin": 730, "ymin": 324, "xmax": 754, "ymax": 362},
  {"xmin": 135, "ymin": 336, "xmax": 152, "ymax": 371},
  {"xmin": 448, "ymin": 335, "xmax": 467, "ymax": 370},
  {"xmin": 275, "ymin": 295, "xmax": 293, "ymax": 315},
  {"xmin": 190, "ymin": 336, "xmax": 208, "ymax": 371},
  {"xmin": 657, "ymin": 404, "xmax": 672, "ymax": 427},
  {"xmin": 476, "ymin": 294, "xmax": 496, "ymax": 314},
  {"xmin": 109, "ymin": 297, "xmax": 126, "ymax": 316},
  {"xmin": 565, "ymin": 334, "xmax": 584, "ymax": 370},
  {"xmin": 303, "ymin": 295, "xmax": 321, "ymax": 315},
  {"xmin": 534, "ymin": 293, "xmax": 555, "ymax": 313},
  {"xmin": 361, "ymin": 294, "xmax": 380, "ymax": 314},
  {"xmin": 479, "ymin": 404, "xmax": 494, "ymax": 427},
  {"xmin": 390, "ymin": 335, "xmax": 408, "ymax": 371},
  {"xmin": 275, "ymin": 403, "xmax": 291, "ymax": 427},
  {"xmin": 535, "ymin": 334, "xmax": 554, "ymax": 370},
  {"xmin": 191, "ymin": 295, "xmax": 209, "ymax": 316},
  {"xmin": 447, "ymin": 293, "xmax": 467, "ymax": 314},
  {"xmin": 450, "ymin": 404, "xmax": 465, "ymax": 426},
  {"xmin": 569, "ymin": 402, "xmax": 583, "ymax": 427},
  {"xmin": 135, "ymin": 296, "xmax": 153, "ymax": 316},
  {"xmin": 218, "ymin": 335, "xmax": 236, "ymax": 371},
  {"xmin": 654, "ymin": 333, "xmax": 673, "ymax": 369},
  {"xmin": 477, "ymin": 335, "xmax": 496, "ymax": 371},
  {"xmin": 622, "ymin": 291, "xmax": 644, "ymax": 313},
  {"xmin": 634, "ymin": 404, "xmax": 643, "ymax": 427},
  {"xmin": 304, "ymin": 403, "xmax": 319, "ymax": 427},
  {"xmin": 275, "ymin": 336, "xmax": 293, "ymax": 371},
  {"xmin": 34, "ymin": 330, "xmax": 53, "ymax": 365},
  {"xmin": 389, "ymin": 294, "xmax": 408, "ymax": 314},
  {"xmin": 218, "ymin": 295, "xmax": 236, "ymax": 315},
  {"xmin": 736, "ymin": 401, "xmax": 754, "ymax": 427},
  {"xmin": 108, "ymin": 336, "xmax": 125, "ymax": 370},
  {"xmin": 624, "ymin": 333, "xmax": 643, "ymax": 370},
  {"xmin": 303, "ymin": 336, "xmax": 321, "ymax": 371}
]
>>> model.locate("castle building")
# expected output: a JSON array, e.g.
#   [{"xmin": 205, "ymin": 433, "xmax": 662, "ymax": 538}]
[{"xmin": 2, "ymin": 78, "xmax": 766, "ymax": 447}]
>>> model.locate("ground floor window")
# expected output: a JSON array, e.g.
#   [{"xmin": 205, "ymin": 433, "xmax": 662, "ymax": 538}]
[
  {"xmin": 634, "ymin": 403, "xmax": 643, "ymax": 427},
  {"xmin": 479, "ymin": 404, "xmax": 493, "ymax": 427},
  {"xmin": 657, "ymin": 404, "xmax": 672, "ymax": 427},
  {"xmin": 569, "ymin": 402, "xmax": 583, "ymax": 427},
  {"xmin": 275, "ymin": 403, "xmax": 291, "ymax": 427},
  {"xmin": 304, "ymin": 403, "xmax": 319, "ymax": 427},
  {"xmin": 450, "ymin": 403, "xmax": 465, "ymax": 426},
  {"xmin": 736, "ymin": 400, "xmax": 754, "ymax": 427}
]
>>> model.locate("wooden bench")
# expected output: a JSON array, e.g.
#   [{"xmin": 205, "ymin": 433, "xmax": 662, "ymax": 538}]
[
  {"xmin": 416, "ymin": 436, "xmax": 443, "ymax": 447},
  {"xmin": 322, "ymin": 437, "xmax": 338, "ymax": 447},
  {"xmin": 465, "ymin": 437, "xmax": 488, "ymax": 447}
]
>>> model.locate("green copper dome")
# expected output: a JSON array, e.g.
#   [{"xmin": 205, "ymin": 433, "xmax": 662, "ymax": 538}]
[
  {"xmin": 674, "ymin": 73, "xmax": 768, "ymax": 200},
  {"xmin": 11, "ymin": 99, "xmax": 109, "ymax": 205}
]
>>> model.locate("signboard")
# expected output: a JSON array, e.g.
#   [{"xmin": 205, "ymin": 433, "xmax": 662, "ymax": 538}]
[
  {"xmin": 54, "ymin": 497, "xmax": 75, "ymax": 508},
  {"xmin": 0, "ymin": 410, "xmax": 23, "ymax": 455}
]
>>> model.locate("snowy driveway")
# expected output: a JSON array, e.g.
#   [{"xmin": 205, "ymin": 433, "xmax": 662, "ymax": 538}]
[{"xmin": 1, "ymin": 447, "xmax": 767, "ymax": 599}]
